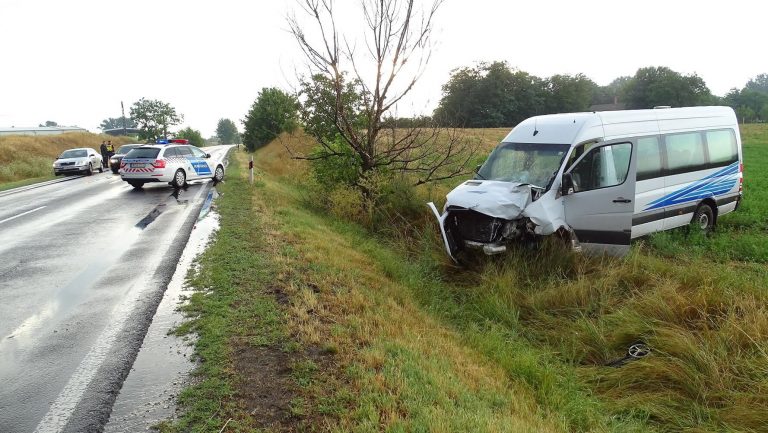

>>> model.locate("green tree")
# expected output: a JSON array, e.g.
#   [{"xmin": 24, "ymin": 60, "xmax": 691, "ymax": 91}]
[
  {"xmin": 745, "ymin": 73, "xmax": 768, "ymax": 94},
  {"xmin": 591, "ymin": 76, "xmax": 631, "ymax": 106},
  {"xmin": 299, "ymin": 73, "xmax": 367, "ymax": 144},
  {"xmin": 434, "ymin": 61, "xmax": 546, "ymax": 127},
  {"xmin": 544, "ymin": 73, "xmax": 597, "ymax": 113},
  {"xmin": 621, "ymin": 67, "xmax": 713, "ymax": 109},
  {"xmin": 242, "ymin": 88, "xmax": 299, "ymax": 151},
  {"xmin": 100, "ymin": 116, "xmax": 137, "ymax": 131},
  {"xmin": 176, "ymin": 127, "xmax": 205, "ymax": 147},
  {"xmin": 724, "ymin": 84, "xmax": 768, "ymax": 122},
  {"xmin": 39, "ymin": 120, "xmax": 58, "ymax": 127},
  {"xmin": 129, "ymin": 98, "xmax": 183, "ymax": 141},
  {"xmin": 215, "ymin": 118, "xmax": 240, "ymax": 144}
]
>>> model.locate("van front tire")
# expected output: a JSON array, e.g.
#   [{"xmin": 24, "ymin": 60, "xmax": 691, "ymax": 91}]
[{"xmin": 692, "ymin": 203, "xmax": 715, "ymax": 232}]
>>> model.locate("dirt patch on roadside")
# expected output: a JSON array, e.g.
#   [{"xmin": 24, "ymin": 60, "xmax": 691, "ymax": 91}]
[{"xmin": 231, "ymin": 343, "xmax": 296, "ymax": 430}]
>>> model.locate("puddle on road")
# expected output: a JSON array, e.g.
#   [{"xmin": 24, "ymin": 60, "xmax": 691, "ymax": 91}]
[{"xmin": 104, "ymin": 190, "xmax": 220, "ymax": 433}]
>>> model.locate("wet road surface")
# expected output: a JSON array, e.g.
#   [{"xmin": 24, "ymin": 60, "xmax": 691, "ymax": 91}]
[
  {"xmin": 104, "ymin": 199, "xmax": 219, "ymax": 432},
  {"xmin": 0, "ymin": 146, "xmax": 231, "ymax": 433}
]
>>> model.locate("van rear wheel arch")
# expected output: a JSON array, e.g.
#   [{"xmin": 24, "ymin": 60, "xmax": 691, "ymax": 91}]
[{"xmin": 692, "ymin": 200, "xmax": 717, "ymax": 232}]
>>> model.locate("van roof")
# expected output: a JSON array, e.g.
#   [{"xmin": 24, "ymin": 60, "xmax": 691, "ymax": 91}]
[{"xmin": 502, "ymin": 106, "xmax": 737, "ymax": 145}]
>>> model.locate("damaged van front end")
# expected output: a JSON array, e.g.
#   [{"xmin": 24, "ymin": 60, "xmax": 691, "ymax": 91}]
[
  {"xmin": 428, "ymin": 179, "xmax": 569, "ymax": 260},
  {"xmin": 427, "ymin": 139, "xmax": 574, "ymax": 261}
]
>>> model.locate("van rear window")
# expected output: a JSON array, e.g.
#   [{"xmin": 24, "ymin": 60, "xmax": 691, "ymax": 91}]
[
  {"xmin": 705, "ymin": 130, "xmax": 738, "ymax": 165},
  {"xmin": 665, "ymin": 132, "xmax": 707, "ymax": 174},
  {"xmin": 126, "ymin": 148, "xmax": 160, "ymax": 159}
]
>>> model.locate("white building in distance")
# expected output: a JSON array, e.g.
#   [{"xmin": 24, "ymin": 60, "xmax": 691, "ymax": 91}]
[{"xmin": 0, "ymin": 126, "xmax": 88, "ymax": 136}]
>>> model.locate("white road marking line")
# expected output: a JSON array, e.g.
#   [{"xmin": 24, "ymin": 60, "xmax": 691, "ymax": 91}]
[{"xmin": 0, "ymin": 206, "xmax": 46, "ymax": 225}]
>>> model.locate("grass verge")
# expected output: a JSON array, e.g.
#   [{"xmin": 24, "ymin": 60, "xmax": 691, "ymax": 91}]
[
  {"xmin": 158, "ymin": 151, "xmax": 302, "ymax": 432},
  {"xmin": 168, "ymin": 124, "xmax": 768, "ymax": 432}
]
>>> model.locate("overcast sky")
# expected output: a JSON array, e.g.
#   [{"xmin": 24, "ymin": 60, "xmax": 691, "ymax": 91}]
[{"xmin": 0, "ymin": 0, "xmax": 764, "ymax": 136}]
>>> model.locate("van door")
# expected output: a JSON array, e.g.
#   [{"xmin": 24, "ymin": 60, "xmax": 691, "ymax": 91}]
[{"xmin": 563, "ymin": 140, "xmax": 636, "ymax": 255}]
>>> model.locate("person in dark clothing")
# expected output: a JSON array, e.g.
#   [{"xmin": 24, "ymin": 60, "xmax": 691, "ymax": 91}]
[{"xmin": 100, "ymin": 141, "xmax": 109, "ymax": 168}]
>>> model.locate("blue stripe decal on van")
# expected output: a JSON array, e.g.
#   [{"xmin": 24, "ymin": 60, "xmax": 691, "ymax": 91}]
[{"xmin": 643, "ymin": 162, "xmax": 739, "ymax": 211}]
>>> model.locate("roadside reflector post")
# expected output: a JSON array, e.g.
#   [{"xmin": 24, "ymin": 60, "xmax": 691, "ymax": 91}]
[{"xmin": 249, "ymin": 156, "xmax": 254, "ymax": 185}]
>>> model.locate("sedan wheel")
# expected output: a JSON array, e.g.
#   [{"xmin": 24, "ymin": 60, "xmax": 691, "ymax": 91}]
[
  {"xmin": 213, "ymin": 165, "xmax": 224, "ymax": 182},
  {"xmin": 86, "ymin": 163, "xmax": 93, "ymax": 176},
  {"xmin": 172, "ymin": 169, "xmax": 186, "ymax": 189}
]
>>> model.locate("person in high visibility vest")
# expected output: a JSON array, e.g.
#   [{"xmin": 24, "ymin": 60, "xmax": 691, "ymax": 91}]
[{"xmin": 106, "ymin": 141, "xmax": 115, "ymax": 159}]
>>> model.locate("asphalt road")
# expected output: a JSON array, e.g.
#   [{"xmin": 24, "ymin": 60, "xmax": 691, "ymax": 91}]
[{"xmin": 0, "ymin": 145, "xmax": 232, "ymax": 433}]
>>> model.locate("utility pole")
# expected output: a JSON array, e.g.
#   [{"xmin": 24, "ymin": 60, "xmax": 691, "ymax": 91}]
[{"xmin": 121, "ymin": 101, "xmax": 127, "ymax": 135}]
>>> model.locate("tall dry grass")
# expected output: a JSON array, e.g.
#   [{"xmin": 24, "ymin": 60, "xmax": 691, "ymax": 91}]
[{"xmin": 0, "ymin": 132, "xmax": 134, "ymax": 183}]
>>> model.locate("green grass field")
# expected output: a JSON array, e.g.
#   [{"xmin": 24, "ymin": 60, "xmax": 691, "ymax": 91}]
[{"xmin": 173, "ymin": 124, "xmax": 768, "ymax": 433}]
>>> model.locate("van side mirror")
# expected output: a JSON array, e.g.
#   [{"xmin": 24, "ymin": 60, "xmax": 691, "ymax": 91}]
[
  {"xmin": 561, "ymin": 173, "xmax": 575, "ymax": 196},
  {"xmin": 474, "ymin": 164, "xmax": 482, "ymax": 173}
]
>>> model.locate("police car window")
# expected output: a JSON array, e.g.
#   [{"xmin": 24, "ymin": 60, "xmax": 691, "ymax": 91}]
[
  {"xmin": 164, "ymin": 147, "xmax": 180, "ymax": 157},
  {"xmin": 189, "ymin": 147, "xmax": 207, "ymax": 158},
  {"xmin": 127, "ymin": 148, "xmax": 160, "ymax": 159},
  {"xmin": 176, "ymin": 147, "xmax": 193, "ymax": 156}
]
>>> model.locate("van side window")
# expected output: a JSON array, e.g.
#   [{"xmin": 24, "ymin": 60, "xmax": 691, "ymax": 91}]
[
  {"xmin": 636, "ymin": 136, "xmax": 662, "ymax": 181},
  {"xmin": 569, "ymin": 142, "xmax": 631, "ymax": 192},
  {"xmin": 705, "ymin": 129, "xmax": 738, "ymax": 165},
  {"xmin": 664, "ymin": 132, "xmax": 707, "ymax": 174}
]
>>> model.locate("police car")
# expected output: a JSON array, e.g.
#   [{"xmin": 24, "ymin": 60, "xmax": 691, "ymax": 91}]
[{"xmin": 119, "ymin": 139, "xmax": 225, "ymax": 189}]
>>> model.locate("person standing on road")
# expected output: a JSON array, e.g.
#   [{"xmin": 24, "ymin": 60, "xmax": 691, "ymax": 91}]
[
  {"xmin": 106, "ymin": 141, "xmax": 115, "ymax": 167},
  {"xmin": 100, "ymin": 141, "xmax": 109, "ymax": 168}
]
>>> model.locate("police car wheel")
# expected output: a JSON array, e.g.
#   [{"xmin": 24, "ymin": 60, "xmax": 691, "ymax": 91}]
[
  {"xmin": 214, "ymin": 165, "xmax": 224, "ymax": 182},
  {"xmin": 172, "ymin": 169, "xmax": 186, "ymax": 189},
  {"xmin": 128, "ymin": 181, "xmax": 144, "ymax": 189}
]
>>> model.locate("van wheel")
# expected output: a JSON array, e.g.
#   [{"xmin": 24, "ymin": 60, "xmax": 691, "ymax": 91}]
[
  {"xmin": 692, "ymin": 203, "xmax": 714, "ymax": 232},
  {"xmin": 172, "ymin": 169, "xmax": 186, "ymax": 189}
]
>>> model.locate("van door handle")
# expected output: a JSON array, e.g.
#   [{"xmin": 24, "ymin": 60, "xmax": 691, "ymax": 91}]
[{"xmin": 613, "ymin": 197, "xmax": 632, "ymax": 203}]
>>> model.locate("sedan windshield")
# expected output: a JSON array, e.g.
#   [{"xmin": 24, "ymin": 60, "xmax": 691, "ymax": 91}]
[
  {"xmin": 116, "ymin": 145, "xmax": 139, "ymax": 155},
  {"xmin": 60, "ymin": 149, "xmax": 87, "ymax": 158},
  {"xmin": 125, "ymin": 148, "xmax": 160, "ymax": 159},
  {"xmin": 476, "ymin": 142, "xmax": 569, "ymax": 188}
]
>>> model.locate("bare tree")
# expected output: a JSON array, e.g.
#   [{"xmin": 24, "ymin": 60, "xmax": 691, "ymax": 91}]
[{"xmin": 287, "ymin": 0, "xmax": 476, "ymax": 186}]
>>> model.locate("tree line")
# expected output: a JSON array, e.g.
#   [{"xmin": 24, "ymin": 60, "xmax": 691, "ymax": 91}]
[
  {"xmin": 434, "ymin": 62, "xmax": 766, "ymax": 127},
  {"xmin": 99, "ymin": 99, "xmax": 242, "ymax": 147},
  {"xmin": 241, "ymin": 65, "xmax": 768, "ymax": 156}
]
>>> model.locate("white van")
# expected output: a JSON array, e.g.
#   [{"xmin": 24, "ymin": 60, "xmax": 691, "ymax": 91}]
[{"xmin": 428, "ymin": 106, "xmax": 743, "ymax": 259}]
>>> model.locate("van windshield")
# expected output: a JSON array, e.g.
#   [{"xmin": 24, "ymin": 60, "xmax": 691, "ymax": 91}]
[{"xmin": 476, "ymin": 142, "xmax": 569, "ymax": 188}]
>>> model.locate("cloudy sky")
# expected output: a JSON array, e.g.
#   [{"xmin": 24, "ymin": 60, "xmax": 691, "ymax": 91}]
[{"xmin": 0, "ymin": 0, "xmax": 764, "ymax": 136}]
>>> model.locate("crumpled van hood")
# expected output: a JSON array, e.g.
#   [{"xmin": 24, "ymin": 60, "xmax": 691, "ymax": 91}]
[{"xmin": 445, "ymin": 180, "xmax": 532, "ymax": 220}]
